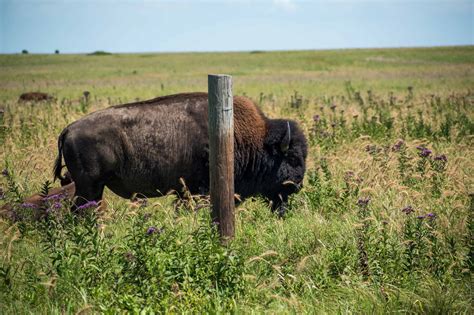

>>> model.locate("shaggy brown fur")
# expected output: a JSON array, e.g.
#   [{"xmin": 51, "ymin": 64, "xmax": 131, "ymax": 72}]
[
  {"xmin": 233, "ymin": 95, "xmax": 267, "ymax": 150},
  {"xmin": 115, "ymin": 92, "xmax": 267, "ymax": 150},
  {"xmin": 18, "ymin": 92, "xmax": 55, "ymax": 103}
]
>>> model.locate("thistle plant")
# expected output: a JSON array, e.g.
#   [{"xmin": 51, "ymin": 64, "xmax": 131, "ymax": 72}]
[
  {"xmin": 2, "ymin": 165, "xmax": 22, "ymax": 204},
  {"xmin": 367, "ymin": 90, "xmax": 374, "ymax": 105},
  {"xmin": 424, "ymin": 212, "xmax": 443, "ymax": 278},
  {"xmin": 304, "ymin": 169, "xmax": 323, "ymax": 209},
  {"xmin": 356, "ymin": 197, "xmax": 371, "ymax": 280},
  {"xmin": 430, "ymin": 154, "xmax": 448, "ymax": 198},
  {"xmin": 39, "ymin": 180, "xmax": 52, "ymax": 198},
  {"xmin": 320, "ymin": 158, "xmax": 332, "ymax": 181},
  {"xmin": 402, "ymin": 206, "xmax": 421, "ymax": 276},
  {"xmin": 0, "ymin": 107, "xmax": 6, "ymax": 145},
  {"xmin": 406, "ymin": 86, "xmax": 414, "ymax": 102},
  {"xmin": 439, "ymin": 114, "xmax": 453, "ymax": 141},
  {"xmin": 289, "ymin": 90, "xmax": 303, "ymax": 109},
  {"xmin": 467, "ymin": 193, "xmax": 474, "ymax": 273},
  {"xmin": 309, "ymin": 113, "xmax": 340, "ymax": 149},
  {"xmin": 416, "ymin": 145, "xmax": 432, "ymax": 177},
  {"xmin": 342, "ymin": 170, "xmax": 360, "ymax": 201}
]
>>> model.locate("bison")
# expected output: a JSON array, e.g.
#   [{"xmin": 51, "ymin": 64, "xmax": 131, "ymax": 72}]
[
  {"xmin": 0, "ymin": 182, "xmax": 76, "ymax": 221},
  {"xmin": 18, "ymin": 92, "xmax": 55, "ymax": 103},
  {"xmin": 54, "ymin": 92, "xmax": 307, "ymax": 215}
]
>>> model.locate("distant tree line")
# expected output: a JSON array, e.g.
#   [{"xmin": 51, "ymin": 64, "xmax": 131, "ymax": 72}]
[
  {"xmin": 20, "ymin": 49, "xmax": 60, "ymax": 54},
  {"xmin": 19, "ymin": 49, "xmax": 113, "ymax": 55}
]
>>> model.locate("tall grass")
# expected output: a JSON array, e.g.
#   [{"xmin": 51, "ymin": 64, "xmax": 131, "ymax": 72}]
[{"xmin": 0, "ymin": 47, "xmax": 473, "ymax": 313}]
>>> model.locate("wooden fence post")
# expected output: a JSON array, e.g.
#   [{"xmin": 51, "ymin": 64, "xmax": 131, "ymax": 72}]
[{"xmin": 208, "ymin": 74, "xmax": 235, "ymax": 241}]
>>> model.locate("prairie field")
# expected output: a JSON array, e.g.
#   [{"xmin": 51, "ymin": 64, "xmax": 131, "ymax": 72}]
[{"xmin": 0, "ymin": 46, "xmax": 473, "ymax": 313}]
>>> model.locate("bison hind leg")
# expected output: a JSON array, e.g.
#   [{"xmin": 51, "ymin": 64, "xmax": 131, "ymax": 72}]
[
  {"xmin": 72, "ymin": 178, "xmax": 105, "ymax": 214},
  {"xmin": 60, "ymin": 171, "xmax": 73, "ymax": 186}
]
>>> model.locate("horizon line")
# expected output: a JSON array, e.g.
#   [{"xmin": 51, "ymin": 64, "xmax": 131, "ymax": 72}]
[{"xmin": 2, "ymin": 44, "xmax": 473, "ymax": 56}]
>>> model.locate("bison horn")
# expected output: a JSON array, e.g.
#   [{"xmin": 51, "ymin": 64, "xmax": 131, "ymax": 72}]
[{"xmin": 280, "ymin": 121, "xmax": 291, "ymax": 153}]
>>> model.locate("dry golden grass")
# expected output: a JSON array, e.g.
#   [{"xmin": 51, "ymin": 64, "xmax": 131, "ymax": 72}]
[{"xmin": 0, "ymin": 47, "xmax": 472, "ymax": 313}]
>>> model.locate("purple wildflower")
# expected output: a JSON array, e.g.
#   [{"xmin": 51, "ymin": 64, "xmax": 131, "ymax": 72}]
[
  {"xmin": 392, "ymin": 140, "xmax": 405, "ymax": 152},
  {"xmin": 76, "ymin": 200, "xmax": 99, "ymax": 211},
  {"xmin": 420, "ymin": 149, "xmax": 432, "ymax": 158},
  {"xmin": 51, "ymin": 201, "xmax": 62, "ymax": 210},
  {"xmin": 46, "ymin": 202, "xmax": 61, "ymax": 214},
  {"xmin": 1, "ymin": 169, "xmax": 9, "ymax": 177},
  {"xmin": 21, "ymin": 202, "xmax": 38, "ymax": 209},
  {"xmin": 426, "ymin": 212, "xmax": 436, "ymax": 219},
  {"xmin": 434, "ymin": 154, "xmax": 447, "ymax": 162},
  {"xmin": 417, "ymin": 215, "xmax": 425, "ymax": 220},
  {"xmin": 402, "ymin": 206, "xmax": 414, "ymax": 215},
  {"xmin": 44, "ymin": 193, "xmax": 65, "ymax": 201},
  {"xmin": 146, "ymin": 226, "xmax": 158, "ymax": 235},
  {"xmin": 313, "ymin": 115, "xmax": 320, "ymax": 122},
  {"xmin": 357, "ymin": 197, "xmax": 371, "ymax": 207},
  {"xmin": 416, "ymin": 146, "xmax": 432, "ymax": 158}
]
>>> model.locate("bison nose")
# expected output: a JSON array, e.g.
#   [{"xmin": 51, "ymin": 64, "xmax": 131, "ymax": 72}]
[
  {"xmin": 297, "ymin": 180, "xmax": 303, "ymax": 190},
  {"xmin": 282, "ymin": 180, "xmax": 302, "ymax": 191},
  {"xmin": 295, "ymin": 181, "xmax": 303, "ymax": 192}
]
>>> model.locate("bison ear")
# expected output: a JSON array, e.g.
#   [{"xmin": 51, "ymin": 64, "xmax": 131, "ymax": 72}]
[{"xmin": 280, "ymin": 121, "xmax": 291, "ymax": 153}]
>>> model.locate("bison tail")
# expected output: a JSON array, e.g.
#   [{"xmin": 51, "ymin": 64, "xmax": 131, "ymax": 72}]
[{"xmin": 53, "ymin": 129, "xmax": 68, "ymax": 182}]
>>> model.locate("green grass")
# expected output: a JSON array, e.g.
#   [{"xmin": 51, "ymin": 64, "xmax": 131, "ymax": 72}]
[{"xmin": 0, "ymin": 46, "xmax": 473, "ymax": 313}]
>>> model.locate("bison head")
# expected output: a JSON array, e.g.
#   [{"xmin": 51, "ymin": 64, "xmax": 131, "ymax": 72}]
[{"xmin": 262, "ymin": 119, "xmax": 307, "ymax": 216}]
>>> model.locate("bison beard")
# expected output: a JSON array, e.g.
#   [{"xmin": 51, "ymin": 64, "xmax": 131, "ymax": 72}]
[{"xmin": 53, "ymin": 92, "xmax": 307, "ymax": 216}]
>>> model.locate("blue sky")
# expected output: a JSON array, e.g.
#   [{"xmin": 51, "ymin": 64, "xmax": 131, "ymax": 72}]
[{"xmin": 0, "ymin": 0, "xmax": 472, "ymax": 54}]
